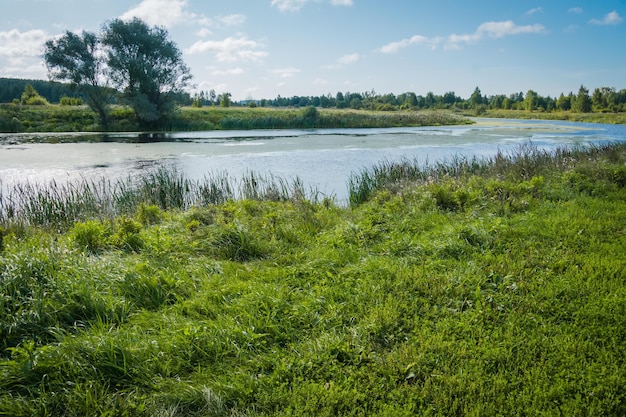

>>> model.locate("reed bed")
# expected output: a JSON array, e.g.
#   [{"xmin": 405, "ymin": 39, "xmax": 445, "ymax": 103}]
[
  {"xmin": 0, "ymin": 167, "xmax": 319, "ymax": 230},
  {"xmin": 348, "ymin": 141, "xmax": 626, "ymax": 205}
]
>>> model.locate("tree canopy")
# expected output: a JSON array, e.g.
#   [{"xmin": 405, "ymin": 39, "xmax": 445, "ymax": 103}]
[
  {"xmin": 44, "ymin": 31, "xmax": 113, "ymax": 129},
  {"xmin": 43, "ymin": 18, "xmax": 191, "ymax": 130},
  {"xmin": 103, "ymin": 18, "xmax": 191, "ymax": 128}
]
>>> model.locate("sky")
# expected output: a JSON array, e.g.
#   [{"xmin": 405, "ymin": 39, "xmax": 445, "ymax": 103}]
[{"xmin": 1, "ymin": 0, "xmax": 625, "ymax": 101}]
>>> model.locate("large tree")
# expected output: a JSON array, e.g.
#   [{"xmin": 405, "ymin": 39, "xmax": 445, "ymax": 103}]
[
  {"xmin": 43, "ymin": 19, "xmax": 192, "ymax": 130},
  {"xmin": 44, "ymin": 31, "xmax": 113, "ymax": 129},
  {"xmin": 102, "ymin": 18, "xmax": 191, "ymax": 128}
]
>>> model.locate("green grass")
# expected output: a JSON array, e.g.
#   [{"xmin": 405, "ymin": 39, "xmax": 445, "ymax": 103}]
[
  {"xmin": 474, "ymin": 108, "xmax": 626, "ymax": 125},
  {"xmin": 1, "ymin": 143, "xmax": 625, "ymax": 415},
  {"xmin": 1, "ymin": 104, "xmax": 471, "ymax": 134}
]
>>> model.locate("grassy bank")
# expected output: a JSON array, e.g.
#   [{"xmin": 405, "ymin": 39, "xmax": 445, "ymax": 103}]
[
  {"xmin": 472, "ymin": 108, "xmax": 626, "ymax": 125},
  {"xmin": 1, "ymin": 143, "xmax": 625, "ymax": 415},
  {"xmin": 0, "ymin": 104, "xmax": 471, "ymax": 133}
]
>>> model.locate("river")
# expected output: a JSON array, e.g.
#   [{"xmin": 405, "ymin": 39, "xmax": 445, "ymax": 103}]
[{"xmin": 1, "ymin": 118, "xmax": 625, "ymax": 202}]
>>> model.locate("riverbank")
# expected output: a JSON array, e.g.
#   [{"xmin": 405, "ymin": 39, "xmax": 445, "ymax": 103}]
[
  {"xmin": 1, "ymin": 142, "xmax": 625, "ymax": 415},
  {"xmin": 0, "ymin": 104, "xmax": 472, "ymax": 133},
  {"xmin": 471, "ymin": 108, "xmax": 626, "ymax": 124}
]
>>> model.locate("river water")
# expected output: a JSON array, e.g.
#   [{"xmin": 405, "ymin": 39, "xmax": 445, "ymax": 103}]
[{"xmin": 1, "ymin": 118, "xmax": 625, "ymax": 202}]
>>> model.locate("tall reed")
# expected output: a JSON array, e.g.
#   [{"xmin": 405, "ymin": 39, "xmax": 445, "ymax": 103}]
[
  {"xmin": 348, "ymin": 142, "xmax": 626, "ymax": 206},
  {"xmin": 0, "ymin": 167, "xmax": 319, "ymax": 230}
]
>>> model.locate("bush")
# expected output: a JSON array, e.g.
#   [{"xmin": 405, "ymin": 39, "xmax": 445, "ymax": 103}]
[
  {"xmin": 69, "ymin": 220, "xmax": 110, "ymax": 254},
  {"xmin": 110, "ymin": 216, "xmax": 144, "ymax": 252},
  {"xmin": 24, "ymin": 96, "xmax": 50, "ymax": 106},
  {"xmin": 60, "ymin": 96, "xmax": 84, "ymax": 106},
  {"xmin": 136, "ymin": 204, "xmax": 162, "ymax": 226}
]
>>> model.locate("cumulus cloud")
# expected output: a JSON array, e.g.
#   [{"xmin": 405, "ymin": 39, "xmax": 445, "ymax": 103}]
[
  {"xmin": 380, "ymin": 35, "xmax": 439, "ymax": 53},
  {"xmin": 474, "ymin": 20, "xmax": 545, "ymax": 38},
  {"xmin": 0, "ymin": 61, "xmax": 47, "ymax": 79},
  {"xmin": 322, "ymin": 52, "xmax": 360, "ymax": 70},
  {"xmin": 338, "ymin": 53, "xmax": 359, "ymax": 65},
  {"xmin": 380, "ymin": 20, "xmax": 545, "ymax": 53},
  {"xmin": 271, "ymin": 66, "xmax": 301, "ymax": 78},
  {"xmin": 219, "ymin": 14, "xmax": 246, "ymax": 26},
  {"xmin": 120, "ymin": 0, "xmax": 210, "ymax": 28},
  {"xmin": 568, "ymin": 7, "xmax": 583, "ymax": 14},
  {"xmin": 185, "ymin": 36, "xmax": 268, "ymax": 62},
  {"xmin": 271, "ymin": 0, "xmax": 353, "ymax": 12},
  {"xmin": 196, "ymin": 28, "xmax": 213, "ymax": 37},
  {"xmin": 590, "ymin": 11, "xmax": 623, "ymax": 26},
  {"xmin": 0, "ymin": 28, "xmax": 48, "ymax": 59},
  {"xmin": 526, "ymin": 7, "xmax": 543, "ymax": 16},
  {"xmin": 212, "ymin": 67, "xmax": 245, "ymax": 76}
]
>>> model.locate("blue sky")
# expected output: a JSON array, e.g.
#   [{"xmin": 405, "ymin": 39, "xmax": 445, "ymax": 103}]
[{"xmin": 1, "ymin": 0, "xmax": 625, "ymax": 101}]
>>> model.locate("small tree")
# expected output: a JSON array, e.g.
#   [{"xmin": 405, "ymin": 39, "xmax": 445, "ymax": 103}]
[
  {"xmin": 556, "ymin": 93, "xmax": 571, "ymax": 111},
  {"xmin": 524, "ymin": 90, "xmax": 538, "ymax": 112},
  {"xmin": 20, "ymin": 84, "xmax": 49, "ymax": 105},
  {"xmin": 219, "ymin": 92, "xmax": 232, "ymax": 107},
  {"xmin": 573, "ymin": 85, "xmax": 591, "ymax": 113},
  {"xmin": 469, "ymin": 87, "xmax": 484, "ymax": 109}
]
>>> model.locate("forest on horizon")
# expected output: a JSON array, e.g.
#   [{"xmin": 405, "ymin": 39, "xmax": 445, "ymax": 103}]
[{"xmin": 2, "ymin": 76, "xmax": 626, "ymax": 114}]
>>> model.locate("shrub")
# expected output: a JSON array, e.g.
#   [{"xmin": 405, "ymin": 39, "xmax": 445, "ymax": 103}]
[
  {"xmin": 110, "ymin": 216, "xmax": 144, "ymax": 252},
  {"xmin": 69, "ymin": 220, "xmax": 110, "ymax": 254},
  {"xmin": 136, "ymin": 204, "xmax": 162, "ymax": 226},
  {"xmin": 60, "ymin": 96, "xmax": 85, "ymax": 106}
]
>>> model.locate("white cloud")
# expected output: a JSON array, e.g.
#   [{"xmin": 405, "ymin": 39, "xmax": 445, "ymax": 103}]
[
  {"xmin": 322, "ymin": 52, "xmax": 361, "ymax": 69},
  {"xmin": 0, "ymin": 28, "xmax": 48, "ymax": 59},
  {"xmin": 338, "ymin": 52, "xmax": 359, "ymax": 65},
  {"xmin": 120, "ymin": 0, "xmax": 209, "ymax": 28},
  {"xmin": 219, "ymin": 14, "xmax": 246, "ymax": 26},
  {"xmin": 212, "ymin": 67, "xmax": 245, "ymax": 76},
  {"xmin": 526, "ymin": 7, "xmax": 543, "ymax": 16},
  {"xmin": 380, "ymin": 20, "xmax": 545, "ymax": 54},
  {"xmin": 192, "ymin": 14, "xmax": 245, "ymax": 35},
  {"xmin": 196, "ymin": 28, "xmax": 212, "ymax": 37},
  {"xmin": 475, "ymin": 21, "xmax": 545, "ymax": 38},
  {"xmin": 380, "ymin": 35, "xmax": 439, "ymax": 53},
  {"xmin": 120, "ymin": 0, "xmax": 218, "ymax": 28},
  {"xmin": 185, "ymin": 36, "xmax": 268, "ymax": 62},
  {"xmin": 212, "ymin": 83, "xmax": 229, "ymax": 94},
  {"xmin": 447, "ymin": 21, "xmax": 544, "ymax": 49},
  {"xmin": 590, "ymin": 11, "xmax": 623, "ymax": 26},
  {"xmin": 0, "ymin": 61, "xmax": 47, "ymax": 79},
  {"xmin": 314, "ymin": 78, "xmax": 328, "ymax": 85},
  {"xmin": 271, "ymin": 66, "xmax": 301, "ymax": 78},
  {"xmin": 271, "ymin": 0, "xmax": 353, "ymax": 12},
  {"xmin": 568, "ymin": 7, "xmax": 583, "ymax": 14}
]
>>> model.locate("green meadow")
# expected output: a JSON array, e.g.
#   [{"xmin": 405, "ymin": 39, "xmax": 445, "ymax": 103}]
[
  {"xmin": 474, "ymin": 108, "xmax": 626, "ymax": 125},
  {"xmin": 1, "ymin": 142, "xmax": 625, "ymax": 415},
  {"xmin": 0, "ymin": 104, "xmax": 471, "ymax": 133}
]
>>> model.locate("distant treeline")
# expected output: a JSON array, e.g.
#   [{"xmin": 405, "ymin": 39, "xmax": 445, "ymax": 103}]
[
  {"xmin": 0, "ymin": 78, "xmax": 80, "ymax": 104},
  {"xmin": 2, "ymin": 77, "xmax": 626, "ymax": 114},
  {"xmin": 252, "ymin": 86, "xmax": 626, "ymax": 113}
]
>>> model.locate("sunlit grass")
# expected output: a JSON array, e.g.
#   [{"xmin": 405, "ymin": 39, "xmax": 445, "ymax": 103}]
[
  {"xmin": 1, "ymin": 143, "xmax": 625, "ymax": 416},
  {"xmin": 1, "ymin": 104, "xmax": 472, "ymax": 133}
]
